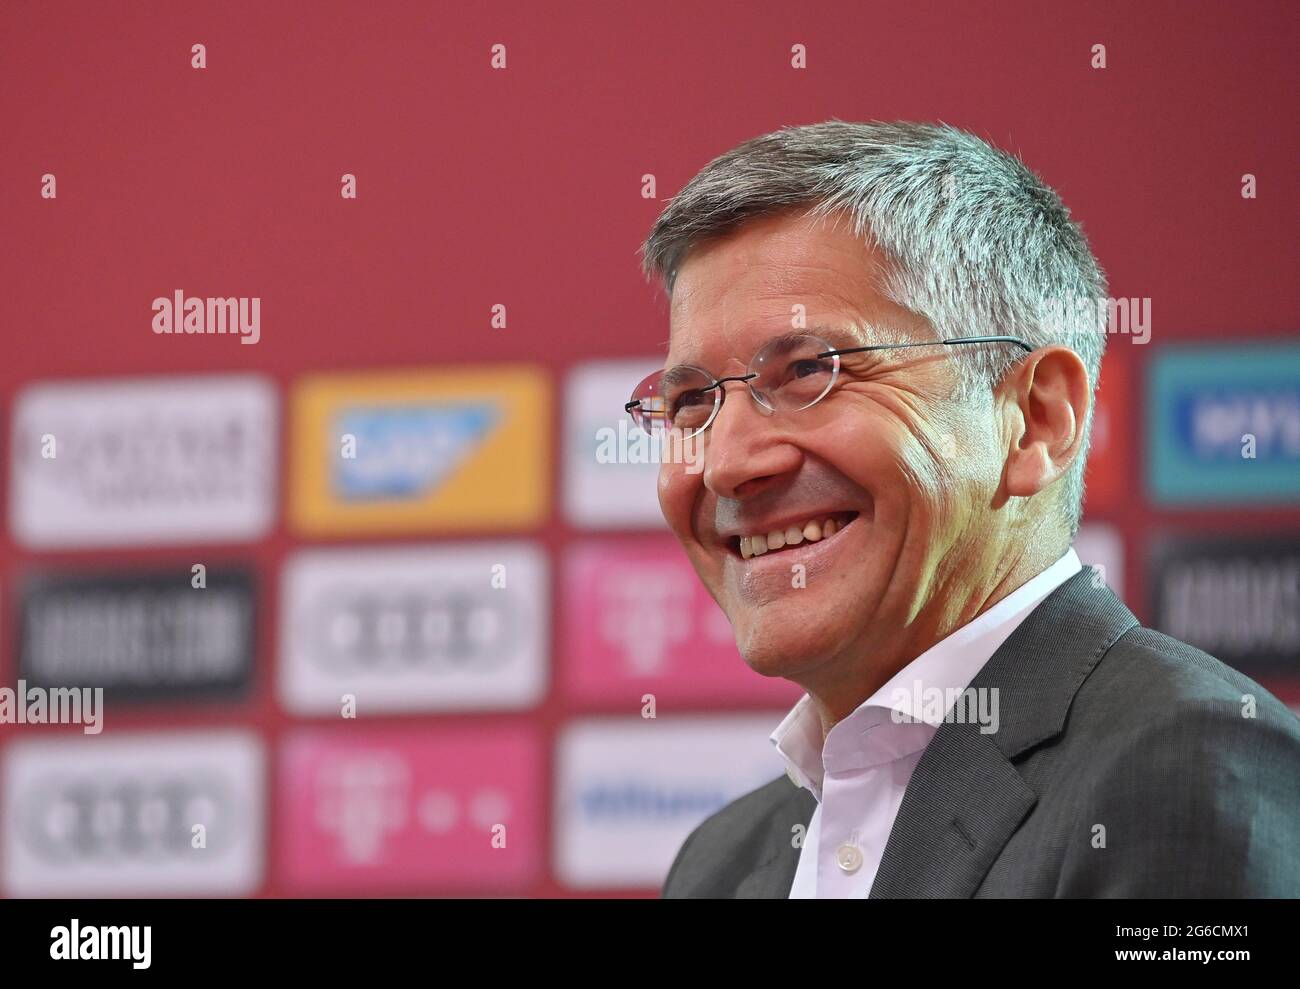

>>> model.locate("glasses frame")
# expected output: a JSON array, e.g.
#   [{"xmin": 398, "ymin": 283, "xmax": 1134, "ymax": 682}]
[{"xmin": 624, "ymin": 334, "xmax": 1034, "ymax": 438}]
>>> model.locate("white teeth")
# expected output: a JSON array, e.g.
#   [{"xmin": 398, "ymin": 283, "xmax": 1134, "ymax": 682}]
[{"xmin": 737, "ymin": 515, "xmax": 851, "ymax": 559}]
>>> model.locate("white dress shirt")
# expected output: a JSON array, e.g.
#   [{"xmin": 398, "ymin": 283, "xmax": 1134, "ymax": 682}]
[{"xmin": 771, "ymin": 548, "xmax": 1083, "ymax": 898}]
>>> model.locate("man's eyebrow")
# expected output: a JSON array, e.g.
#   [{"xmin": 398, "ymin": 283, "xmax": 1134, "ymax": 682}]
[
  {"xmin": 809, "ymin": 322, "xmax": 916, "ymax": 350},
  {"xmin": 661, "ymin": 364, "xmax": 705, "ymax": 389},
  {"xmin": 808, "ymin": 324, "xmax": 861, "ymax": 349}
]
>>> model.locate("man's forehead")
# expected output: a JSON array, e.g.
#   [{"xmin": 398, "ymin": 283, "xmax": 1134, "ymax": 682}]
[{"xmin": 665, "ymin": 317, "xmax": 920, "ymax": 365}]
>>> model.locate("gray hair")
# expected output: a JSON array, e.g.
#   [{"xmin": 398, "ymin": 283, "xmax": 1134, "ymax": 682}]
[{"xmin": 639, "ymin": 119, "xmax": 1108, "ymax": 538}]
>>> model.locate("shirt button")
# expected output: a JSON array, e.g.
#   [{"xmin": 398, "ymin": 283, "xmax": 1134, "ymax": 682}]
[{"xmin": 835, "ymin": 843, "xmax": 863, "ymax": 873}]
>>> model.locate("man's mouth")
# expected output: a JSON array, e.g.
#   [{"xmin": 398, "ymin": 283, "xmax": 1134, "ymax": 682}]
[{"xmin": 734, "ymin": 511, "xmax": 859, "ymax": 559}]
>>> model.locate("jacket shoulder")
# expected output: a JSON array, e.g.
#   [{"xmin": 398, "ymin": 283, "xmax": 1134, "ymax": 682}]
[
  {"xmin": 1053, "ymin": 624, "xmax": 1300, "ymax": 895},
  {"xmin": 1088, "ymin": 623, "xmax": 1297, "ymax": 723}
]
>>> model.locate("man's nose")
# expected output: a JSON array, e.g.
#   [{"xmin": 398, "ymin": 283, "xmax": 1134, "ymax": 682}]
[{"xmin": 702, "ymin": 379, "xmax": 802, "ymax": 500}]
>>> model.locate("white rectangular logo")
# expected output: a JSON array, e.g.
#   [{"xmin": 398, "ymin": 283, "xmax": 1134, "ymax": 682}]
[
  {"xmin": 2, "ymin": 730, "xmax": 265, "ymax": 896},
  {"xmin": 563, "ymin": 360, "xmax": 669, "ymax": 529},
  {"xmin": 9, "ymin": 374, "xmax": 277, "ymax": 547},
  {"xmin": 554, "ymin": 715, "xmax": 786, "ymax": 888},
  {"xmin": 277, "ymin": 542, "xmax": 549, "ymax": 714}
]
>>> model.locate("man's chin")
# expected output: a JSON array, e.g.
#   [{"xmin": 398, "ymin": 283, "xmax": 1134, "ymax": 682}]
[{"xmin": 733, "ymin": 619, "xmax": 836, "ymax": 681}]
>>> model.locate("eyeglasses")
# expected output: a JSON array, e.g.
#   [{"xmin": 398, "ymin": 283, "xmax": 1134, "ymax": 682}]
[{"xmin": 625, "ymin": 333, "xmax": 1033, "ymax": 438}]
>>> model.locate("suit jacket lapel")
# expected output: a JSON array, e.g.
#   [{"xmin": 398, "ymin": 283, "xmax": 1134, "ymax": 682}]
[
  {"xmin": 734, "ymin": 784, "xmax": 817, "ymax": 898},
  {"xmin": 866, "ymin": 717, "xmax": 1038, "ymax": 897},
  {"xmin": 868, "ymin": 572, "xmax": 1139, "ymax": 898}
]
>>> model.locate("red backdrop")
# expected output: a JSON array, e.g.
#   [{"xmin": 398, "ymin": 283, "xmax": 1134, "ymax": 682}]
[{"xmin": 1, "ymin": 0, "xmax": 1297, "ymax": 897}]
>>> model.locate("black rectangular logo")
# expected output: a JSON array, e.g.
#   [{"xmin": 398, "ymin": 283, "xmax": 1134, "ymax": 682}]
[
  {"xmin": 1150, "ymin": 535, "xmax": 1300, "ymax": 681},
  {"xmin": 18, "ymin": 567, "xmax": 257, "ymax": 703}
]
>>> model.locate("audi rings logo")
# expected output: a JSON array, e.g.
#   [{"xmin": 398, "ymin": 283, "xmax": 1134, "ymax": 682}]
[
  {"xmin": 20, "ymin": 774, "xmax": 239, "ymax": 863},
  {"xmin": 303, "ymin": 584, "xmax": 519, "ymax": 671}
]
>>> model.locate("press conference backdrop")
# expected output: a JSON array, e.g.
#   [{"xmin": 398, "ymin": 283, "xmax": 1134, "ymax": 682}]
[{"xmin": 0, "ymin": 1, "xmax": 1297, "ymax": 898}]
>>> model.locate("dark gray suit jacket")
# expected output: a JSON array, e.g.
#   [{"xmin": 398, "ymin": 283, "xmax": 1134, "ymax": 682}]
[{"xmin": 662, "ymin": 571, "xmax": 1300, "ymax": 897}]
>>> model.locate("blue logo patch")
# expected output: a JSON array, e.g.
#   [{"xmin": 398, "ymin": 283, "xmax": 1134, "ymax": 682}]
[
  {"xmin": 1148, "ymin": 344, "xmax": 1300, "ymax": 504},
  {"xmin": 333, "ymin": 403, "xmax": 499, "ymax": 499}
]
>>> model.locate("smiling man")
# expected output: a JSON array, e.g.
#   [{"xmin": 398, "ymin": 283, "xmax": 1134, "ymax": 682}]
[{"xmin": 635, "ymin": 120, "xmax": 1300, "ymax": 898}]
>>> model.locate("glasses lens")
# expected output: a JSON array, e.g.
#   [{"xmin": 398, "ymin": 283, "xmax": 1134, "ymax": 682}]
[
  {"xmin": 749, "ymin": 334, "xmax": 838, "ymax": 411},
  {"xmin": 628, "ymin": 366, "xmax": 717, "ymax": 435}
]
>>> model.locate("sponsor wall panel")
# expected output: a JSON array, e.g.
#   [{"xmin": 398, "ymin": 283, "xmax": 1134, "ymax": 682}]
[
  {"xmin": 563, "ymin": 359, "xmax": 669, "ymax": 530},
  {"xmin": 19, "ymin": 566, "xmax": 257, "ymax": 704},
  {"xmin": 1, "ymin": 731, "xmax": 265, "ymax": 896},
  {"xmin": 1147, "ymin": 343, "xmax": 1300, "ymax": 505},
  {"xmin": 1, "ymin": 341, "xmax": 1297, "ymax": 897},
  {"xmin": 1150, "ymin": 534, "xmax": 1300, "ymax": 684},
  {"xmin": 553, "ymin": 715, "xmax": 788, "ymax": 889},
  {"xmin": 277, "ymin": 542, "xmax": 548, "ymax": 715},
  {"xmin": 287, "ymin": 366, "xmax": 550, "ymax": 535},
  {"xmin": 8, "ymin": 375, "xmax": 277, "ymax": 548},
  {"xmin": 561, "ymin": 538, "xmax": 803, "ymax": 706},
  {"xmin": 277, "ymin": 724, "xmax": 543, "ymax": 893}
]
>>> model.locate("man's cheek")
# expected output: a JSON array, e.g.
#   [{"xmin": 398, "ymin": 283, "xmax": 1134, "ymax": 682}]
[
  {"xmin": 662, "ymin": 427, "xmax": 706, "ymax": 475},
  {"xmin": 657, "ymin": 464, "xmax": 696, "ymax": 538},
  {"xmin": 682, "ymin": 432, "xmax": 707, "ymax": 475},
  {"xmin": 896, "ymin": 426, "xmax": 964, "ymax": 504},
  {"xmin": 656, "ymin": 462, "xmax": 678, "ymax": 516},
  {"xmin": 929, "ymin": 424, "xmax": 1000, "ymax": 518}
]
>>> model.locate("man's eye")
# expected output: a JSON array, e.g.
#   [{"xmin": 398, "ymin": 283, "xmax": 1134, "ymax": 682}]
[
  {"xmin": 789, "ymin": 359, "xmax": 831, "ymax": 379},
  {"xmin": 672, "ymin": 389, "xmax": 709, "ymax": 411}
]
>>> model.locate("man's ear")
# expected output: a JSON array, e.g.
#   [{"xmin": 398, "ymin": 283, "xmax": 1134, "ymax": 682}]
[{"xmin": 997, "ymin": 345, "xmax": 1091, "ymax": 500}]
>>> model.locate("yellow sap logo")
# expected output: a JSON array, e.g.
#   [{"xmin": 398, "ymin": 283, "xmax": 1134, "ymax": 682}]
[{"xmin": 289, "ymin": 366, "xmax": 549, "ymax": 534}]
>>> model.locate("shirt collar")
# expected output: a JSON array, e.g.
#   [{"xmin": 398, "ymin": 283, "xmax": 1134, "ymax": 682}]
[{"xmin": 771, "ymin": 548, "xmax": 1083, "ymax": 799}]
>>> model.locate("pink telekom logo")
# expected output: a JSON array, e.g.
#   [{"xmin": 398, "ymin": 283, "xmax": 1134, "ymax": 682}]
[
  {"xmin": 562, "ymin": 538, "xmax": 803, "ymax": 705},
  {"xmin": 277, "ymin": 726, "xmax": 543, "ymax": 893}
]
